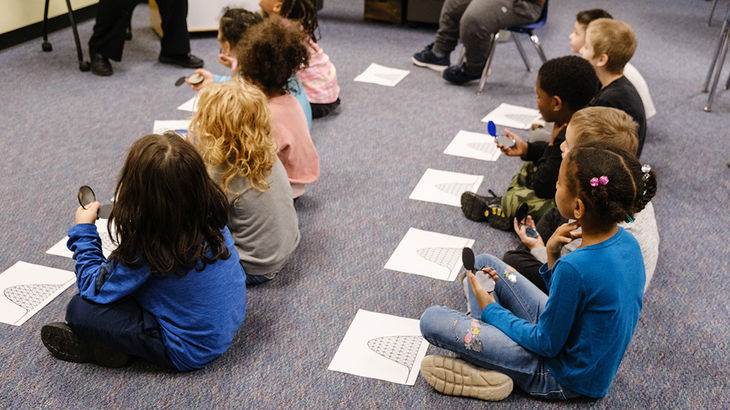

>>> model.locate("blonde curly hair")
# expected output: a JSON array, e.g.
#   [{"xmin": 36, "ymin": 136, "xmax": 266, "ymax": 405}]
[{"xmin": 190, "ymin": 79, "xmax": 277, "ymax": 192}]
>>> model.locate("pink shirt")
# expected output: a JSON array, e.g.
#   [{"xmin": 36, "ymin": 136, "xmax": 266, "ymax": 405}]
[
  {"xmin": 297, "ymin": 39, "xmax": 340, "ymax": 104},
  {"xmin": 269, "ymin": 94, "xmax": 320, "ymax": 190}
]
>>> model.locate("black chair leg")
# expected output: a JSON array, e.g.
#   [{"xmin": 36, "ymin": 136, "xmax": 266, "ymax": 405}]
[
  {"xmin": 65, "ymin": 0, "xmax": 90, "ymax": 71},
  {"xmin": 42, "ymin": 0, "xmax": 53, "ymax": 51}
]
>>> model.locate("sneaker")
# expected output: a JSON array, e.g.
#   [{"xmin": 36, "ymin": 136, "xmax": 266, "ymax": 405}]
[
  {"xmin": 442, "ymin": 63, "xmax": 482, "ymax": 85},
  {"xmin": 461, "ymin": 191, "xmax": 501, "ymax": 222},
  {"xmin": 90, "ymin": 52, "xmax": 113, "ymax": 76},
  {"xmin": 41, "ymin": 322, "xmax": 130, "ymax": 368},
  {"xmin": 486, "ymin": 205, "xmax": 513, "ymax": 231},
  {"xmin": 158, "ymin": 53, "xmax": 205, "ymax": 69},
  {"xmin": 420, "ymin": 355, "xmax": 513, "ymax": 401},
  {"xmin": 412, "ymin": 43, "xmax": 450, "ymax": 72}
]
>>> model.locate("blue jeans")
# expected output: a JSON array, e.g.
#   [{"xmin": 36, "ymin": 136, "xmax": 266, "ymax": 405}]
[
  {"xmin": 65, "ymin": 294, "xmax": 175, "ymax": 369},
  {"xmin": 420, "ymin": 253, "xmax": 580, "ymax": 400}
]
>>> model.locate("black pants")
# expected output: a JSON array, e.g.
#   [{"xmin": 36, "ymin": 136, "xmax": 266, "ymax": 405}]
[
  {"xmin": 65, "ymin": 294, "xmax": 175, "ymax": 369},
  {"xmin": 89, "ymin": 0, "xmax": 190, "ymax": 61},
  {"xmin": 502, "ymin": 207, "xmax": 567, "ymax": 294}
]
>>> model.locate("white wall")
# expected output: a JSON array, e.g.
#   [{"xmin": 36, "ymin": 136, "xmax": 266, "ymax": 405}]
[{"xmin": 1, "ymin": 0, "xmax": 99, "ymax": 35}]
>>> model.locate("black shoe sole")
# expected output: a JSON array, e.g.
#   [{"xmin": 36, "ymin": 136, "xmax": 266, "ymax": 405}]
[
  {"xmin": 486, "ymin": 207, "xmax": 513, "ymax": 231},
  {"xmin": 461, "ymin": 192, "xmax": 489, "ymax": 222},
  {"xmin": 41, "ymin": 322, "xmax": 130, "ymax": 368},
  {"xmin": 158, "ymin": 55, "xmax": 204, "ymax": 69}
]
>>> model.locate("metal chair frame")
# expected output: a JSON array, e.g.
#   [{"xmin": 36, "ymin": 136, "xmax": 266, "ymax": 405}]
[
  {"xmin": 458, "ymin": 0, "xmax": 549, "ymax": 95},
  {"xmin": 41, "ymin": 0, "xmax": 90, "ymax": 71},
  {"xmin": 702, "ymin": 8, "xmax": 730, "ymax": 112}
]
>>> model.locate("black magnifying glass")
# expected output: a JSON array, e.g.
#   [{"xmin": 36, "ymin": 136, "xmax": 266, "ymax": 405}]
[{"xmin": 78, "ymin": 185, "xmax": 96, "ymax": 209}]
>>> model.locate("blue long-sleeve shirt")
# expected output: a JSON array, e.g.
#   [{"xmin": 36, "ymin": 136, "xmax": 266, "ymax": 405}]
[
  {"xmin": 67, "ymin": 223, "xmax": 247, "ymax": 371},
  {"xmin": 482, "ymin": 228, "xmax": 644, "ymax": 397}
]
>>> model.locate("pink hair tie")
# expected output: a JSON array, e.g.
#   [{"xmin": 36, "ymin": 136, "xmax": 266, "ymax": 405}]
[{"xmin": 590, "ymin": 176, "xmax": 609, "ymax": 187}]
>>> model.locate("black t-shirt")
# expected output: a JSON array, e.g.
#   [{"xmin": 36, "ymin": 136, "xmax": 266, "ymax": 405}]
[
  {"xmin": 523, "ymin": 127, "xmax": 566, "ymax": 199},
  {"xmin": 590, "ymin": 76, "xmax": 647, "ymax": 156}
]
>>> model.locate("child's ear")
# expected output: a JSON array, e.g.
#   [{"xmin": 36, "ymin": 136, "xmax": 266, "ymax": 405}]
[
  {"xmin": 595, "ymin": 53, "xmax": 609, "ymax": 69},
  {"xmin": 552, "ymin": 95, "xmax": 563, "ymax": 112},
  {"xmin": 272, "ymin": 1, "xmax": 283, "ymax": 14},
  {"xmin": 573, "ymin": 197, "xmax": 585, "ymax": 220}
]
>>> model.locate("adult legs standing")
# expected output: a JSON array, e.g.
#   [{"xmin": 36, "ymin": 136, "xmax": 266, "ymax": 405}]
[{"xmin": 155, "ymin": 0, "xmax": 191, "ymax": 57}]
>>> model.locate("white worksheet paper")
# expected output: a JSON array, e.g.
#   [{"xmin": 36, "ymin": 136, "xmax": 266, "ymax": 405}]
[
  {"xmin": 384, "ymin": 228, "xmax": 474, "ymax": 281},
  {"xmin": 153, "ymin": 120, "xmax": 191, "ymax": 137},
  {"xmin": 0, "ymin": 261, "xmax": 75, "ymax": 326},
  {"xmin": 444, "ymin": 130, "xmax": 501, "ymax": 161},
  {"xmin": 47, "ymin": 219, "xmax": 117, "ymax": 260},
  {"xmin": 409, "ymin": 168, "xmax": 483, "ymax": 207},
  {"xmin": 328, "ymin": 309, "xmax": 430, "ymax": 385},
  {"xmin": 354, "ymin": 63, "xmax": 410, "ymax": 87},
  {"xmin": 481, "ymin": 102, "xmax": 541, "ymax": 129},
  {"xmin": 177, "ymin": 95, "xmax": 199, "ymax": 112}
]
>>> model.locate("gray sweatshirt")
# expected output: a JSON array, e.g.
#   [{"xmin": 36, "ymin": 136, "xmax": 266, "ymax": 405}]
[{"xmin": 213, "ymin": 159, "xmax": 300, "ymax": 277}]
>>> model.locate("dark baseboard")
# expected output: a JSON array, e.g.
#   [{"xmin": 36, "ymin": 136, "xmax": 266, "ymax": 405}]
[{"xmin": 0, "ymin": 4, "xmax": 97, "ymax": 51}]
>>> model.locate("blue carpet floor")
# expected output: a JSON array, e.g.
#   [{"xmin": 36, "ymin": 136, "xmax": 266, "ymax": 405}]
[{"xmin": 0, "ymin": 0, "xmax": 728, "ymax": 408}]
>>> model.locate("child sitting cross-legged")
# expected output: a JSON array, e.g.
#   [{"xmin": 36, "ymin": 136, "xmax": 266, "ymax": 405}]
[
  {"xmin": 503, "ymin": 106, "xmax": 659, "ymax": 294},
  {"xmin": 236, "ymin": 16, "xmax": 319, "ymax": 198},
  {"xmin": 190, "ymin": 80, "xmax": 301, "ymax": 286},
  {"xmin": 581, "ymin": 18, "xmax": 648, "ymax": 156},
  {"xmin": 187, "ymin": 8, "xmax": 312, "ymax": 130},
  {"xmin": 41, "ymin": 133, "xmax": 246, "ymax": 371},
  {"xmin": 260, "ymin": 0, "xmax": 341, "ymax": 118},
  {"xmin": 461, "ymin": 55, "xmax": 600, "ymax": 231},
  {"xmin": 419, "ymin": 142, "xmax": 657, "ymax": 401},
  {"xmin": 570, "ymin": 9, "xmax": 656, "ymax": 121}
]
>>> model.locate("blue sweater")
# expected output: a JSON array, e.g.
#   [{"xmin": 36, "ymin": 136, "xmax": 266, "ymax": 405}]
[
  {"xmin": 482, "ymin": 228, "xmax": 644, "ymax": 397},
  {"xmin": 67, "ymin": 223, "xmax": 247, "ymax": 371}
]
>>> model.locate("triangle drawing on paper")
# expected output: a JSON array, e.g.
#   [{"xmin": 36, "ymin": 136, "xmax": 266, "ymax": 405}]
[
  {"xmin": 466, "ymin": 142, "xmax": 497, "ymax": 154},
  {"xmin": 435, "ymin": 182, "xmax": 475, "ymax": 197},
  {"xmin": 376, "ymin": 72, "xmax": 403, "ymax": 82},
  {"xmin": 505, "ymin": 113, "xmax": 539, "ymax": 125},
  {"xmin": 416, "ymin": 247, "xmax": 462, "ymax": 273},
  {"xmin": 4, "ymin": 283, "xmax": 65, "ymax": 314},
  {"xmin": 367, "ymin": 336, "xmax": 424, "ymax": 372}
]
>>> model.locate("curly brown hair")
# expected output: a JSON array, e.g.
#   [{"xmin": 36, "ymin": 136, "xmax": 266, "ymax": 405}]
[
  {"xmin": 564, "ymin": 142, "xmax": 657, "ymax": 229},
  {"xmin": 235, "ymin": 16, "xmax": 309, "ymax": 97}
]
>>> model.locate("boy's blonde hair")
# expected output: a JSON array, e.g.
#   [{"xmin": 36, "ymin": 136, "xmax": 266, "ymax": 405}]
[
  {"xmin": 570, "ymin": 107, "xmax": 639, "ymax": 154},
  {"xmin": 586, "ymin": 18, "xmax": 636, "ymax": 74},
  {"xmin": 190, "ymin": 79, "xmax": 277, "ymax": 193}
]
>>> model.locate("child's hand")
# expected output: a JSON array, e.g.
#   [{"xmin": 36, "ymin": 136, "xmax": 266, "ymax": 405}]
[
  {"xmin": 546, "ymin": 221, "xmax": 581, "ymax": 258},
  {"xmin": 75, "ymin": 201, "xmax": 101, "ymax": 225},
  {"xmin": 498, "ymin": 129, "xmax": 528, "ymax": 157},
  {"xmin": 218, "ymin": 53, "xmax": 236, "ymax": 69},
  {"xmin": 514, "ymin": 215, "xmax": 544, "ymax": 250},
  {"xmin": 468, "ymin": 269, "xmax": 496, "ymax": 311},
  {"xmin": 186, "ymin": 69, "xmax": 213, "ymax": 91}
]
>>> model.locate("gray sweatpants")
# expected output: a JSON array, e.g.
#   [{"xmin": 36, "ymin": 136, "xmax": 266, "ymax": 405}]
[{"xmin": 433, "ymin": 0, "xmax": 543, "ymax": 73}]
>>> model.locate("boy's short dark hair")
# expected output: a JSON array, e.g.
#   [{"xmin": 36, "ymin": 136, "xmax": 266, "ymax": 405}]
[
  {"xmin": 576, "ymin": 9, "xmax": 613, "ymax": 26},
  {"xmin": 236, "ymin": 16, "xmax": 309, "ymax": 96},
  {"xmin": 219, "ymin": 8, "xmax": 263, "ymax": 45},
  {"xmin": 537, "ymin": 55, "xmax": 600, "ymax": 112}
]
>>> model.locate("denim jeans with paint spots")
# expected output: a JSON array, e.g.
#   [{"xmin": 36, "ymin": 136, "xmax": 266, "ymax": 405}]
[{"xmin": 419, "ymin": 253, "xmax": 580, "ymax": 400}]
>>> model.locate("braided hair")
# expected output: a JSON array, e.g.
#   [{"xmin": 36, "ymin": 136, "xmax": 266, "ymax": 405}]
[
  {"xmin": 280, "ymin": 0, "xmax": 319, "ymax": 41},
  {"xmin": 564, "ymin": 142, "xmax": 657, "ymax": 229}
]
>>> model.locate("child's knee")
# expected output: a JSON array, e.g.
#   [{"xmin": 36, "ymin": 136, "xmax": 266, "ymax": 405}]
[{"xmin": 474, "ymin": 253, "xmax": 502, "ymax": 271}]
